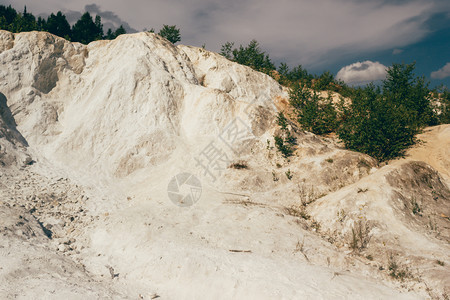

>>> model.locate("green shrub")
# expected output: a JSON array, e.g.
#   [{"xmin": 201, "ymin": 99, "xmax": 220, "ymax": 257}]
[
  {"xmin": 441, "ymin": 90, "xmax": 450, "ymax": 124},
  {"xmin": 220, "ymin": 40, "xmax": 275, "ymax": 75},
  {"xmin": 337, "ymin": 63, "xmax": 436, "ymax": 162},
  {"xmin": 289, "ymin": 83, "xmax": 337, "ymax": 135},
  {"xmin": 274, "ymin": 112, "xmax": 296, "ymax": 158},
  {"xmin": 158, "ymin": 24, "xmax": 181, "ymax": 44},
  {"xmin": 382, "ymin": 62, "xmax": 436, "ymax": 128},
  {"xmin": 337, "ymin": 83, "xmax": 419, "ymax": 161},
  {"xmin": 277, "ymin": 63, "xmax": 314, "ymax": 87}
]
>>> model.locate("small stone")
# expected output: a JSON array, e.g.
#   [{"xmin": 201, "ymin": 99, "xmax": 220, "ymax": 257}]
[{"xmin": 58, "ymin": 244, "xmax": 68, "ymax": 252}]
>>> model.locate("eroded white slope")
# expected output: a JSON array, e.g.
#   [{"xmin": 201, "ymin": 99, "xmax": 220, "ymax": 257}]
[{"xmin": 1, "ymin": 30, "xmax": 446, "ymax": 299}]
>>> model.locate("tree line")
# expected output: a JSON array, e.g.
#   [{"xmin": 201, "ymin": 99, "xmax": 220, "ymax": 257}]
[
  {"xmin": 0, "ymin": 5, "xmax": 181, "ymax": 44},
  {"xmin": 220, "ymin": 39, "xmax": 353, "ymax": 97},
  {"xmin": 278, "ymin": 62, "xmax": 449, "ymax": 161},
  {"xmin": 0, "ymin": 5, "xmax": 126, "ymax": 43}
]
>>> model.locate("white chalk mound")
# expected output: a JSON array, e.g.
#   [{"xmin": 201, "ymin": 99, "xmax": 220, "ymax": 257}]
[{"xmin": 0, "ymin": 30, "xmax": 449, "ymax": 299}]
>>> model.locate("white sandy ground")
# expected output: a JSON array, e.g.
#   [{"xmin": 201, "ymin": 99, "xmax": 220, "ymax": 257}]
[
  {"xmin": 405, "ymin": 125, "xmax": 450, "ymax": 182},
  {"xmin": 0, "ymin": 30, "xmax": 449, "ymax": 299}
]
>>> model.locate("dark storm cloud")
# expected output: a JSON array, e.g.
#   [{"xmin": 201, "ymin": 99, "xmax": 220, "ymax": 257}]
[
  {"xmin": 64, "ymin": 4, "xmax": 137, "ymax": 33},
  {"xmin": 64, "ymin": 11, "xmax": 82, "ymax": 24},
  {"xmin": 84, "ymin": 4, "xmax": 136, "ymax": 32}
]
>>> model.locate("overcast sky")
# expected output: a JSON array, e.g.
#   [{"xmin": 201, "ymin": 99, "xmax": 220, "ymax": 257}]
[{"xmin": 4, "ymin": 0, "xmax": 450, "ymax": 87}]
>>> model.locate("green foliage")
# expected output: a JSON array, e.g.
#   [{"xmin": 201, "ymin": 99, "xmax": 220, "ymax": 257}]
[
  {"xmin": 45, "ymin": 11, "xmax": 71, "ymax": 39},
  {"xmin": 436, "ymin": 260, "xmax": 445, "ymax": 266},
  {"xmin": 158, "ymin": 24, "xmax": 181, "ymax": 44},
  {"xmin": 383, "ymin": 62, "xmax": 436, "ymax": 127},
  {"xmin": 337, "ymin": 82, "xmax": 420, "ymax": 161},
  {"xmin": 388, "ymin": 254, "xmax": 411, "ymax": 281},
  {"xmin": 71, "ymin": 12, "xmax": 103, "ymax": 44},
  {"xmin": 220, "ymin": 40, "xmax": 275, "ymax": 74},
  {"xmin": 277, "ymin": 63, "xmax": 313, "ymax": 87},
  {"xmin": 13, "ymin": 6, "xmax": 37, "ymax": 32},
  {"xmin": 0, "ymin": 5, "xmax": 18, "ymax": 30},
  {"xmin": 220, "ymin": 41, "xmax": 234, "ymax": 60},
  {"xmin": 0, "ymin": 4, "xmax": 129, "ymax": 43},
  {"xmin": 433, "ymin": 86, "xmax": 450, "ymax": 124},
  {"xmin": 313, "ymin": 71, "xmax": 334, "ymax": 91},
  {"xmin": 337, "ymin": 63, "xmax": 436, "ymax": 161},
  {"xmin": 289, "ymin": 83, "xmax": 337, "ymax": 135},
  {"xmin": 441, "ymin": 89, "xmax": 450, "ymax": 124},
  {"xmin": 106, "ymin": 25, "xmax": 126, "ymax": 40},
  {"xmin": 114, "ymin": 25, "xmax": 126, "ymax": 37},
  {"xmin": 0, "ymin": 6, "xmax": 38, "ymax": 32},
  {"xmin": 411, "ymin": 197, "xmax": 422, "ymax": 215},
  {"xmin": 274, "ymin": 135, "xmax": 294, "ymax": 158},
  {"xmin": 274, "ymin": 112, "xmax": 296, "ymax": 158},
  {"xmin": 285, "ymin": 169, "xmax": 293, "ymax": 180},
  {"xmin": 277, "ymin": 110, "xmax": 289, "ymax": 130}
]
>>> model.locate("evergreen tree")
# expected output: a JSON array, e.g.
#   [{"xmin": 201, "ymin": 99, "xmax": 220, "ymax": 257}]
[
  {"xmin": 220, "ymin": 40, "xmax": 275, "ymax": 75},
  {"xmin": 220, "ymin": 41, "xmax": 234, "ymax": 60},
  {"xmin": 274, "ymin": 112, "xmax": 296, "ymax": 158},
  {"xmin": 94, "ymin": 15, "xmax": 103, "ymax": 38},
  {"xmin": 0, "ymin": 5, "xmax": 17, "ymax": 31},
  {"xmin": 36, "ymin": 16, "xmax": 46, "ymax": 31},
  {"xmin": 12, "ymin": 6, "xmax": 37, "ymax": 32},
  {"xmin": 337, "ymin": 84, "xmax": 419, "ymax": 161},
  {"xmin": 114, "ymin": 25, "xmax": 126, "ymax": 37},
  {"xmin": 45, "ymin": 11, "xmax": 71, "ymax": 40},
  {"xmin": 0, "ymin": 15, "xmax": 8, "ymax": 31},
  {"xmin": 277, "ymin": 63, "xmax": 290, "ymax": 86},
  {"xmin": 232, "ymin": 40, "xmax": 275, "ymax": 74},
  {"xmin": 105, "ymin": 25, "xmax": 126, "ymax": 40},
  {"xmin": 382, "ymin": 62, "xmax": 435, "ymax": 128},
  {"xmin": 433, "ymin": 86, "xmax": 450, "ymax": 124},
  {"xmin": 336, "ymin": 64, "xmax": 435, "ymax": 162},
  {"xmin": 71, "ymin": 12, "xmax": 102, "ymax": 44},
  {"xmin": 289, "ymin": 82, "xmax": 337, "ymax": 135},
  {"xmin": 277, "ymin": 63, "xmax": 313, "ymax": 87},
  {"xmin": 314, "ymin": 71, "xmax": 334, "ymax": 91},
  {"xmin": 158, "ymin": 24, "xmax": 180, "ymax": 43},
  {"xmin": 105, "ymin": 28, "xmax": 114, "ymax": 39},
  {"xmin": 441, "ymin": 89, "xmax": 450, "ymax": 124}
]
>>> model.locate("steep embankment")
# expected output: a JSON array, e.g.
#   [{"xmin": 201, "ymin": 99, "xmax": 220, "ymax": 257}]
[{"xmin": 0, "ymin": 30, "xmax": 448, "ymax": 299}]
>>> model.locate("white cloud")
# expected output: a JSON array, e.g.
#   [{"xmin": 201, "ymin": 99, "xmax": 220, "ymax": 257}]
[
  {"xmin": 430, "ymin": 62, "xmax": 450, "ymax": 79},
  {"xmin": 392, "ymin": 48, "xmax": 404, "ymax": 55},
  {"xmin": 336, "ymin": 61, "xmax": 387, "ymax": 85}
]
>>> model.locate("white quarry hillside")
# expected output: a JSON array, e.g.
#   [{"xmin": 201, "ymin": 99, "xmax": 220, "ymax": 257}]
[{"xmin": 0, "ymin": 30, "xmax": 449, "ymax": 299}]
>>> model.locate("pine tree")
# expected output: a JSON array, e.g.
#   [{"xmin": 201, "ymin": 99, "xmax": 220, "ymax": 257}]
[
  {"xmin": 45, "ymin": 11, "xmax": 71, "ymax": 40},
  {"xmin": 383, "ymin": 62, "xmax": 435, "ymax": 128},
  {"xmin": 114, "ymin": 25, "xmax": 126, "ymax": 37},
  {"xmin": 289, "ymin": 82, "xmax": 337, "ymax": 135},
  {"xmin": 158, "ymin": 24, "xmax": 181, "ymax": 43},
  {"xmin": 71, "ymin": 12, "xmax": 101, "ymax": 44},
  {"xmin": 12, "ymin": 6, "xmax": 37, "ymax": 32},
  {"xmin": 94, "ymin": 15, "xmax": 103, "ymax": 39}
]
